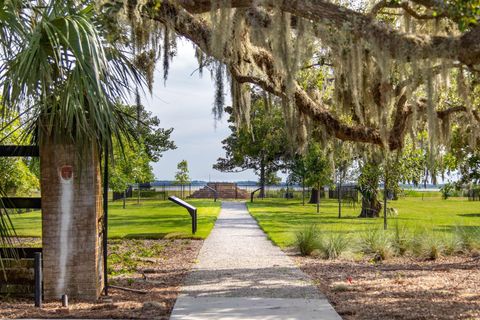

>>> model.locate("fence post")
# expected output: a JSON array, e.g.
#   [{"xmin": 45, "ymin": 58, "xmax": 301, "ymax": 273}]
[
  {"xmin": 193, "ymin": 208, "xmax": 197, "ymax": 234},
  {"xmin": 34, "ymin": 252, "xmax": 42, "ymax": 308}
]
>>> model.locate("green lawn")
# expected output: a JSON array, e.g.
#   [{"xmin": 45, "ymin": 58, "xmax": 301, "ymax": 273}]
[
  {"xmin": 10, "ymin": 199, "xmax": 221, "ymax": 239},
  {"xmin": 247, "ymin": 197, "xmax": 480, "ymax": 248}
]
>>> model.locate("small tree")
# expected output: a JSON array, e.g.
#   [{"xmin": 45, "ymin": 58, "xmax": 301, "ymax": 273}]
[
  {"xmin": 332, "ymin": 140, "xmax": 355, "ymax": 218},
  {"xmin": 287, "ymin": 154, "xmax": 308, "ymax": 205},
  {"xmin": 214, "ymin": 94, "xmax": 288, "ymax": 199},
  {"xmin": 358, "ymin": 161, "xmax": 382, "ymax": 218},
  {"xmin": 131, "ymin": 145, "xmax": 155, "ymax": 204},
  {"xmin": 109, "ymin": 160, "xmax": 130, "ymax": 209},
  {"xmin": 440, "ymin": 182, "xmax": 455, "ymax": 200},
  {"xmin": 174, "ymin": 160, "xmax": 190, "ymax": 198},
  {"xmin": 110, "ymin": 102, "xmax": 175, "ymax": 207},
  {"xmin": 304, "ymin": 144, "xmax": 332, "ymax": 213}
]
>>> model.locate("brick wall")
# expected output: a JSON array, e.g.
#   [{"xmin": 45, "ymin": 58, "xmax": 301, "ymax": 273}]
[{"xmin": 40, "ymin": 142, "xmax": 104, "ymax": 301}]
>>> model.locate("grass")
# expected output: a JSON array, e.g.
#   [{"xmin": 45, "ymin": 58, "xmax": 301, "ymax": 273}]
[
  {"xmin": 247, "ymin": 197, "xmax": 480, "ymax": 249},
  {"xmin": 9, "ymin": 199, "xmax": 221, "ymax": 240},
  {"xmin": 358, "ymin": 228, "xmax": 394, "ymax": 260},
  {"xmin": 316, "ymin": 232, "xmax": 350, "ymax": 259},
  {"xmin": 295, "ymin": 224, "xmax": 321, "ymax": 256}
]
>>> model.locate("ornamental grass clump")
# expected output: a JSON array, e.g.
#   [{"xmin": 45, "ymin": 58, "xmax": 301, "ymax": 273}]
[
  {"xmin": 295, "ymin": 224, "xmax": 321, "ymax": 256},
  {"xmin": 443, "ymin": 233, "xmax": 462, "ymax": 256},
  {"xmin": 412, "ymin": 230, "xmax": 445, "ymax": 260},
  {"xmin": 455, "ymin": 226, "xmax": 480, "ymax": 253},
  {"xmin": 358, "ymin": 228, "xmax": 393, "ymax": 261},
  {"xmin": 317, "ymin": 233, "xmax": 350, "ymax": 259},
  {"xmin": 392, "ymin": 219, "xmax": 411, "ymax": 256}
]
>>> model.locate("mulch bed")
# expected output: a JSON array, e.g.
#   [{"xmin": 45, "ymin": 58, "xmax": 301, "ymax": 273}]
[
  {"xmin": 294, "ymin": 254, "xmax": 480, "ymax": 320},
  {"xmin": 0, "ymin": 239, "xmax": 202, "ymax": 319}
]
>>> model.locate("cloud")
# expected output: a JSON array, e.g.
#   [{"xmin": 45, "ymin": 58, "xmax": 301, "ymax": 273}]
[{"xmin": 138, "ymin": 39, "xmax": 259, "ymax": 182}]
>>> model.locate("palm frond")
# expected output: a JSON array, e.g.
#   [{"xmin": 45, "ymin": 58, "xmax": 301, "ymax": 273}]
[{"xmin": 1, "ymin": 1, "xmax": 143, "ymax": 154}]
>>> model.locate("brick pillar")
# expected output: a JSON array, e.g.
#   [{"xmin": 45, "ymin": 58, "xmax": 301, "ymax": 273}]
[{"xmin": 40, "ymin": 142, "xmax": 104, "ymax": 301}]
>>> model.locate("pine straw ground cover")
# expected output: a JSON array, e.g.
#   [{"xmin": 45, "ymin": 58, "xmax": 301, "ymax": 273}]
[
  {"xmin": 0, "ymin": 238, "xmax": 202, "ymax": 319},
  {"xmin": 294, "ymin": 255, "xmax": 480, "ymax": 320},
  {"xmin": 250, "ymin": 198, "xmax": 480, "ymax": 319}
]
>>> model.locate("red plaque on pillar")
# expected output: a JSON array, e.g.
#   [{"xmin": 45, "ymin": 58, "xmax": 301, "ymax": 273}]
[{"xmin": 60, "ymin": 165, "xmax": 73, "ymax": 180}]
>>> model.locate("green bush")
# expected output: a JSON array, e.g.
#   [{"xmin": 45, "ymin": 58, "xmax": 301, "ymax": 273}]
[
  {"xmin": 317, "ymin": 233, "xmax": 350, "ymax": 259},
  {"xmin": 295, "ymin": 224, "xmax": 321, "ymax": 256},
  {"xmin": 358, "ymin": 228, "xmax": 393, "ymax": 261},
  {"xmin": 440, "ymin": 183, "xmax": 456, "ymax": 199}
]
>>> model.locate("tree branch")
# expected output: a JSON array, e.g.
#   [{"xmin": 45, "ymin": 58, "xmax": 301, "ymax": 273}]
[
  {"xmin": 176, "ymin": 0, "xmax": 480, "ymax": 65},
  {"xmin": 370, "ymin": 0, "xmax": 389, "ymax": 16},
  {"xmin": 146, "ymin": 1, "xmax": 479, "ymax": 150},
  {"xmin": 371, "ymin": 0, "xmax": 447, "ymax": 20},
  {"xmin": 437, "ymin": 106, "xmax": 480, "ymax": 123}
]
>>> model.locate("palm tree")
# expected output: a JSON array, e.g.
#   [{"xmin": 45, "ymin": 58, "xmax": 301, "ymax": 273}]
[
  {"xmin": 0, "ymin": 0, "xmax": 27, "ymax": 264},
  {"xmin": 0, "ymin": 1, "xmax": 142, "ymax": 299}
]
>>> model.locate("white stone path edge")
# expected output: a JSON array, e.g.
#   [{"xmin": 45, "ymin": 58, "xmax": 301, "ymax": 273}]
[{"xmin": 170, "ymin": 201, "xmax": 341, "ymax": 320}]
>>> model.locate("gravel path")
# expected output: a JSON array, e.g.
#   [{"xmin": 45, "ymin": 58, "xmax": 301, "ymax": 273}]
[{"xmin": 170, "ymin": 202, "xmax": 341, "ymax": 320}]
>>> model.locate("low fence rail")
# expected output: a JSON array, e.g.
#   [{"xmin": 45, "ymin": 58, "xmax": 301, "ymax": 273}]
[
  {"xmin": 111, "ymin": 184, "xmax": 361, "ymax": 201},
  {"xmin": 0, "ymin": 248, "xmax": 42, "ymax": 298}
]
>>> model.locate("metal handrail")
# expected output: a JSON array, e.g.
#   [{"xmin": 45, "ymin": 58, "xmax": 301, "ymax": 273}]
[
  {"xmin": 168, "ymin": 196, "xmax": 198, "ymax": 234},
  {"xmin": 204, "ymin": 185, "xmax": 218, "ymax": 202},
  {"xmin": 250, "ymin": 187, "xmax": 263, "ymax": 203}
]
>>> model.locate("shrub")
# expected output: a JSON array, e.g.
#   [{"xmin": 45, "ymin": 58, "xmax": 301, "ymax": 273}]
[
  {"xmin": 455, "ymin": 226, "xmax": 480, "ymax": 252},
  {"xmin": 317, "ymin": 233, "xmax": 350, "ymax": 259},
  {"xmin": 440, "ymin": 182, "xmax": 455, "ymax": 199},
  {"xmin": 358, "ymin": 228, "xmax": 393, "ymax": 261},
  {"xmin": 295, "ymin": 224, "xmax": 321, "ymax": 256}
]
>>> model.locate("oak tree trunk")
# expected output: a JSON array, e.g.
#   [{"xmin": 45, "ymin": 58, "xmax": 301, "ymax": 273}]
[
  {"xmin": 309, "ymin": 188, "xmax": 323, "ymax": 204},
  {"xmin": 359, "ymin": 192, "xmax": 382, "ymax": 217},
  {"xmin": 259, "ymin": 160, "xmax": 266, "ymax": 199}
]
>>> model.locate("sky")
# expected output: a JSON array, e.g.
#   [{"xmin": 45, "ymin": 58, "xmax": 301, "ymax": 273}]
[{"xmin": 138, "ymin": 39, "xmax": 259, "ymax": 182}]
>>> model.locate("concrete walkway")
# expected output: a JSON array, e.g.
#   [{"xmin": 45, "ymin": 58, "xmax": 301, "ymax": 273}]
[{"xmin": 170, "ymin": 202, "xmax": 341, "ymax": 320}]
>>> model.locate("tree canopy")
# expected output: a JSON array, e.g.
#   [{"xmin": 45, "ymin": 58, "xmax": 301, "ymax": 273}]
[
  {"xmin": 109, "ymin": 102, "xmax": 175, "ymax": 194},
  {"xmin": 214, "ymin": 94, "xmax": 288, "ymax": 190},
  {"xmin": 100, "ymin": 0, "xmax": 479, "ymax": 161}
]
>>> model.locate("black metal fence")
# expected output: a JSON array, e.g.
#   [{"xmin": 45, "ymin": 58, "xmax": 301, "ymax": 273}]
[
  {"xmin": 112, "ymin": 186, "xmax": 133, "ymax": 201},
  {"xmin": 109, "ymin": 184, "xmax": 362, "ymax": 203},
  {"xmin": 329, "ymin": 185, "xmax": 359, "ymax": 203},
  {"xmin": 466, "ymin": 188, "xmax": 480, "ymax": 201}
]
